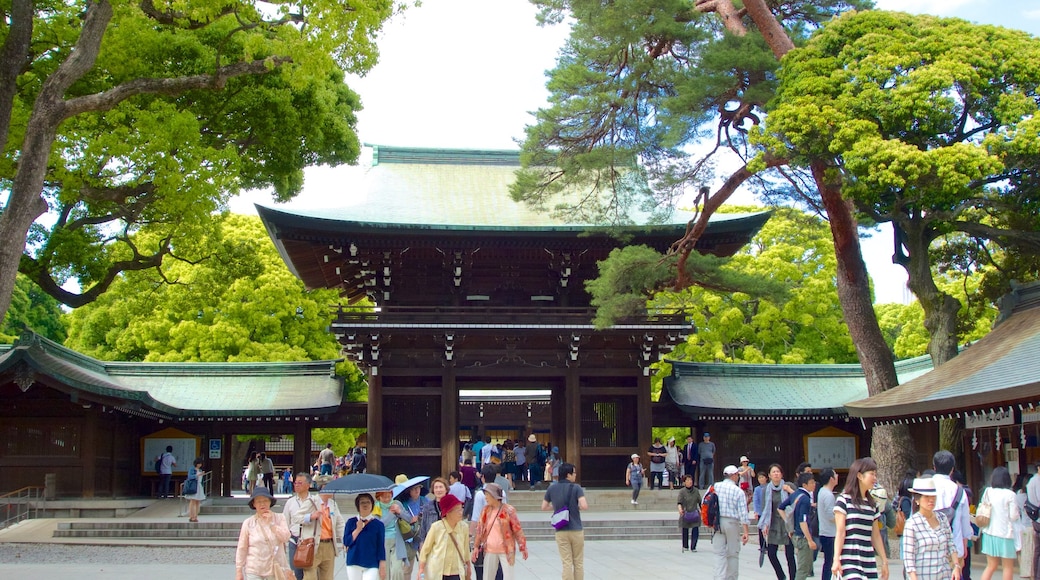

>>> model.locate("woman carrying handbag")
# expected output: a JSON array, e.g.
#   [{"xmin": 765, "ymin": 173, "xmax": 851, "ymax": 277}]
[{"xmin": 979, "ymin": 467, "xmax": 1019, "ymax": 580}]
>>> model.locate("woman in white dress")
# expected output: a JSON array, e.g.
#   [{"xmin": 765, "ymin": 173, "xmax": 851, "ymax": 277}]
[{"xmin": 185, "ymin": 457, "xmax": 207, "ymax": 523}]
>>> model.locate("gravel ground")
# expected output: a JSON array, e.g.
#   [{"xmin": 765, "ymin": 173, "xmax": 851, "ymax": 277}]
[{"xmin": 0, "ymin": 544, "xmax": 235, "ymax": 564}]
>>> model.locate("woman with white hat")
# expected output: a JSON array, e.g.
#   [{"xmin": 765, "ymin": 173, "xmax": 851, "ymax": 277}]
[
  {"xmin": 737, "ymin": 456, "xmax": 754, "ymax": 499},
  {"xmin": 902, "ymin": 477, "xmax": 961, "ymax": 580},
  {"xmin": 626, "ymin": 453, "xmax": 646, "ymax": 506}
]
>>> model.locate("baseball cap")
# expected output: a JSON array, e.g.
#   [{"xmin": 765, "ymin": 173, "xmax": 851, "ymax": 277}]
[{"xmin": 723, "ymin": 465, "xmax": 739, "ymax": 476}]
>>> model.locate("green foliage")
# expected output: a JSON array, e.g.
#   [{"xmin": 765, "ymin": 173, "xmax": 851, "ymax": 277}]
[
  {"xmin": 311, "ymin": 428, "xmax": 366, "ymax": 454},
  {"xmin": 587, "ymin": 240, "xmax": 788, "ymax": 329},
  {"xmin": 0, "ymin": 275, "xmax": 68, "ymax": 343},
  {"xmin": 875, "ymin": 272, "xmax": 998, "ymax": 359},
  {"xmin": 2, "ymin": 0, "xmax": 408, "ymax": 315},
  {"xmin": 515, "ymin": 0, "xmax": 867, "ymax": 226},
  {"xmin": 656, "ymin": 207, "xmax": 855, "ymax": 365},
  {"xmin": 65, "ymin": 213, "xmax": 341, "ymax": 363}
]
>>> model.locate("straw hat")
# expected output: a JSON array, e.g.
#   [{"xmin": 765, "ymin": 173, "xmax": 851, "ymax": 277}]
[{"xmin": 909, "ymin": 477, "xmax": 938, "ymax": 496}]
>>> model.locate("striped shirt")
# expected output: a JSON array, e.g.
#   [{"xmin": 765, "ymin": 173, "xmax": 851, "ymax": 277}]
[
  {"xmin": 835, "ymin": 493, "xmax": 880, "ymax": 580},
  {"xmin": 902, "ymin": 511, "xmax": 955, "ymax": 580}
]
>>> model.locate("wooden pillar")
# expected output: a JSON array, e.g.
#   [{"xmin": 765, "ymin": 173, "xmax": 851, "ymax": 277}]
[
  {"xmin": 81, "ymin": 412, "xmax": 97, "ymax": 498},
  {"xmin": 551, "ymin": 380, "xmax": 566, "ymax": 458},
  {"xmin": 565, "ymin": 369, "xmax": 581, "ymax": 475},
  {"xmin": 222, "ymin": 432, "xmax": 234, "ymax": 497},
  {"xmin": 441, "ymin": 368, "xmax": 459, "ymax": 477},
  {"xmin": 637, "ymin": 372, "xmax": 652, "ymax": 467},
  {"xmin": 367, "ymin": 368, "xmax": 383, "ymax": 476},
  {"xmin": 294, "ymin": 422, "xmax": 311, "ymax": 475}
]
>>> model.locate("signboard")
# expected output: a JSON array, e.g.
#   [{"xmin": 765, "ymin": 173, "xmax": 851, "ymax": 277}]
[
  {"xmin": 141, "ymin": 427, "xmax": 200, "ymax": 476},
  {"xmin": 209, "ymin": 438, "xmax": 222, "ymax": 459},
  {"xmin": 965, "ymin": 409, "xmax": 1014, "ymax": 429},
  {"xmin": 803, "ymin": 426, "xmax": 860, "ymax": 471}
]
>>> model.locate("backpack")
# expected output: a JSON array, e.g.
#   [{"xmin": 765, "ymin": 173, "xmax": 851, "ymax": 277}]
[
  {"xmin": 701, "ymin": 485, "xmax": 721, "ymax": 530},
  {"xmin": 154, "ymin": 454, "xmax": 164, "ymax": 474},
  {"xmin": 352, "ymin": 451, "xmax": 366, "ymax": 473},
  {"xmin": 937, "ymin": 484, "xmax": 964, "ymax": 526}
]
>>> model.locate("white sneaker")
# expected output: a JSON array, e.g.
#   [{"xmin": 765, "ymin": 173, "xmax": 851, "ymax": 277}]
[{"xmin": 631, "ymin": 499, "xmax": 638, "ymax": 505}]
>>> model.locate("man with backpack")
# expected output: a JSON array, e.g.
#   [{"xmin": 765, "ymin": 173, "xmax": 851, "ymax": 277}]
[
  {"xmin": 781, "ymin": 472, "xmax": 817, "ymax": 580},
  {"xmin": 714, "ymin": 464, "xmax": 751, "ymax": 580},
  {"xmin": 933, "ymin": 450, "xmax": 972, "ymax": 565}
]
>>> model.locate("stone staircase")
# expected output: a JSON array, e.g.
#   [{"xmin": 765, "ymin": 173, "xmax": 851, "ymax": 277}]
[{"xmin": 50, "ymin": 489, "xmax": 706, "ymax": 545}]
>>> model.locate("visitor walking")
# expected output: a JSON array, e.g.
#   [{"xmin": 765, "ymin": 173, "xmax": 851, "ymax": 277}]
[
  {"xmin": 832, "ymin": 457, "xmax": 889, "ymax": 580},
  {"xmin": 979, "ymin": 467, "xmax": 1020, "ymax": 580},
  {"xmin": 902, "ymin": 477, "xmax": 961, "ymax": 580},
  {"xmin": 626, "ymin": 453, "xmax": 645, "ymax": 505},
  {"xmin": 542, "ymin": 463, "xmax": 588, "ymax": 580},
  {"xmin": 343, "ymin": 493, "xmax": 388, "ymax": 580},
  {"xmin": 677, "ymin": 473, "xmax": 702, "ymax": 552},
  {"xmin": 471, "ymin": 482, "xmax": 528, "ymax": 580},
  {"xmin": 715, "ymin": 464, "xmax": 751, "ymax": 580},
  {"xmin": 235, "ymin": 486, "xmax": 292, "ymax": 580},
  {"xmin": 760, "ymin": 463, "xmax": 796, "ymax": 580}
]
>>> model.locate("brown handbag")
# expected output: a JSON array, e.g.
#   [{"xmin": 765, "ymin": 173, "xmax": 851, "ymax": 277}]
[{"xmin": 293, "ymin": 500, "xmax": 320, "ymax": 569}]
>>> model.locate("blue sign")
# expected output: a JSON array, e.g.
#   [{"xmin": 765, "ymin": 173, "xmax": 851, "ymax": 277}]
[{"xmin": 209, "ymin": 438, "xmax": 222, "ymax": 459}]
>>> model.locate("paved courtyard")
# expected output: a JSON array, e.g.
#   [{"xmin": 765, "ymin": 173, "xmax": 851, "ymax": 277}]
[{"xmin": 0, "ymin": 533, "xmax": 921, "ymax": 580}]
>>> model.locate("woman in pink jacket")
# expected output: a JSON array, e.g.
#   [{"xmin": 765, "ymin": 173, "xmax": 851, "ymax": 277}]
[
  {"xmin": 470, "ymin": 483, "xmax": 528, "ymax": 580},
  {"xmin": 236, "ymin": 487, "xmax": 292, "ymax": 580}
]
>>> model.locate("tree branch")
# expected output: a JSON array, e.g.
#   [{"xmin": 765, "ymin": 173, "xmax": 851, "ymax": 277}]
[{"xmin": 63, "ymin": 56, "xmax": 291, "ymax": 118}]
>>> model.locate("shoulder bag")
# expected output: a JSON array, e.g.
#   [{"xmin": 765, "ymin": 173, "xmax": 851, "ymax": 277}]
[
  {"xmin": 551, "ymin": 484, "xmax": 578, "ymax": 530},
  {"xmin": 397, "ymin": 509, "xmax": 417, "ymax": 541},
  {"xmin": 293, "ymin": 500, "xmax": 320, "ymax": 569},
  {"xmin": 975, "ymin": 489, "xmax": 992, "ymax": 528}
]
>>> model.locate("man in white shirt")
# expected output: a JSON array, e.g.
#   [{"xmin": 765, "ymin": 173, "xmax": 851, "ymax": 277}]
[
  {"xmin": 283, "ymin": 472, "xmax": 316, "ymax": 580},
  {"xmin": 932, "ymin": 450, "xmax": 971, "ymax": 560},
  {"xmin": 715, "ymin": 464, "xmax": 751, "ymax": 580}
]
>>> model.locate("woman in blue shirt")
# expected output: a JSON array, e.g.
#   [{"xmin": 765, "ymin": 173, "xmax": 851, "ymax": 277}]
[{"xmin": 344, "ymin": 493, "xmax": 387, "ymax": 580}]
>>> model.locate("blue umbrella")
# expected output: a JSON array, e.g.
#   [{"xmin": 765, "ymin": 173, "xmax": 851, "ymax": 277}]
[
  {"xmin": 319, "ymin": 473, "xmax": 395, "ymax": 494},
  {"xmin": 393, "ymin": 475, "xmax": 430, "ymax": 500}
]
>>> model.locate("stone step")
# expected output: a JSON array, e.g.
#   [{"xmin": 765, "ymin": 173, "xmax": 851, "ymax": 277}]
[{"xmin": 53, "ymin": 517, "xmax": 708, "ymax": 543}]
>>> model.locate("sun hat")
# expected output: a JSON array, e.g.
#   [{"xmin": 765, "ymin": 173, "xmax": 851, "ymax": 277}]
[
  {"xmin": 248, "ymin": 486, "xmax": 276, "ymax": 509},
  {"xmin": 870, "ymin": 482, "xmax": 888, "ymax": 500},
  {"xmin": 395, "ymin": 474, "xmax": 409, "ymax": 485},
  {"xmin": 909, "ymin": 477, "xmax": 938, "ymax": 496},
  {"xmin": 740, "ymin": 455, "xmax": 750, "ymax": 463},
  {"xmin": 631, "ymin": 453, "xmax": 640, "ymax": 459},
  {"xmin": 668, "ymin": 436, "xmax": 675, "ymax": 442},
  {"xmin": 439, "ymin": 493, "xmax": 464, "ymax": 517},
  {"xmin": 483, "ymin": 482, "xmax": 504, "ymax": 501},
  {"xmin": 723, "ymin": 465, "xmax": 739, "ymax": 476},
  {"xmin": 528, "ymin": 434, "xmax": 537, "ymax": 442}
]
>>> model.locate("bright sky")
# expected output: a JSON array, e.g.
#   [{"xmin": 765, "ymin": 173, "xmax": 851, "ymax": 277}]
[{"xmin": 230, "ymin": 0, "xmax": 1040, "ymax": 305}]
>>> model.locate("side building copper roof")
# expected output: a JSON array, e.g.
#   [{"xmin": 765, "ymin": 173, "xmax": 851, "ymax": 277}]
[
  {"xmin": 845, "ymin": 281, "xmax": 1040, "ymax": 424},
  {"xmin": 662, "ymin": 354, "xmax": 935, "ymax": 421},
  {"xmin": 0, "ymin": 331, "xmax": 343, "ymax": 419}
]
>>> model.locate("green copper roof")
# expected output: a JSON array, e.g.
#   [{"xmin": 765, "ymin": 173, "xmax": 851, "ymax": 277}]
[
  {"xmin": 0, "ymin": 331, "xmax": 343, "ymax": 417},
  {"xmin": 662, "ymin": 354, "xmax": 935, "ymax": 419},
  {"xmin": 259, "ymin": 145, "xmax": 766, "ymax": 229}
]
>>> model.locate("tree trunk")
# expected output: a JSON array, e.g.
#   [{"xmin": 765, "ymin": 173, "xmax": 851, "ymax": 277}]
[
  {"xmin": 899, "ymin": 218, "xmax": 963, "ymax": 455},
  {"xmin": 0, "ymin": 0, "xmax": 113, "ymax": 322},
  {"xmin": 812, "ymin": 159, "xmax": 910, "ymax": 494}
]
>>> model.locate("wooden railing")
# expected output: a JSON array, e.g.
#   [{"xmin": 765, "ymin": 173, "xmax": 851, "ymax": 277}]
[{"xmin": 0, "ymin": 486, "xmax": 44, "ymax": 530}]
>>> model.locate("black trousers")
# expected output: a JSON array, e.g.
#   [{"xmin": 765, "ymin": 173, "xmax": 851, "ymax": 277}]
[
  {"xmin": 682, "ymin": 526, "xmax": 700, "ymax": 549},
  {"xmin": 767, "ymin": 542, "xmax": 797, "ymax": 580}
]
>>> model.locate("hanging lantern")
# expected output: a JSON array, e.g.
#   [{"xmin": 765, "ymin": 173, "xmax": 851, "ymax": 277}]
[
  {"xmin": 972, "ymin": 429, "xmax": 978, "ymax": 450},
  {"xmin": 996, "ymin": 428, "xmax": 1002, "ymax": 450},
  {"xmin": 1022, "ymin": 425, "xmax": 1027, "ymax": 448}
]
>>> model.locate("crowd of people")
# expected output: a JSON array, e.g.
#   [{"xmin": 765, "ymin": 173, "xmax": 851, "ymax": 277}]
[
  {"xmin": 226, "ymin": 436, "xmax": 1039, "ymax": 580},
  {"xmin": 234, "ymin": 436, "xmax": 587, "ymax": 580},
  {"xmin": 700, "ymin": 448, "xmax": 1040, "ymax": 580}
]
